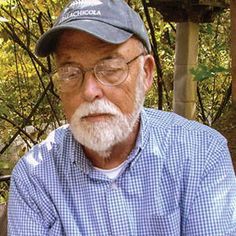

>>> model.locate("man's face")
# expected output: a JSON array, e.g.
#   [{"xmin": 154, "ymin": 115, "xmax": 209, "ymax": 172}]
[{"xmin": 54, "ymin": 30, "xmax": 154, "ymax": 155}]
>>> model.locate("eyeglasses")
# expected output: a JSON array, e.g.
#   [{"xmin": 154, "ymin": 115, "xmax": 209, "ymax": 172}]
[{"xmin": 52, "ymin": 52, "xmax": 144, "ymax": 92}]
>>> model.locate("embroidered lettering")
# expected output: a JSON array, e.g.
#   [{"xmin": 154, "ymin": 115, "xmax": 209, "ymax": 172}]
[{"xmin": 59, "ymin": 10, "xmax": 102, "ymax": 23}]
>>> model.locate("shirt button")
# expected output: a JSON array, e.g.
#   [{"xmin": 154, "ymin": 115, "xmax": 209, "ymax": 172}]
[{"xmin": 111, "ymin": 181, "xmax": 118, "ymax": 190}]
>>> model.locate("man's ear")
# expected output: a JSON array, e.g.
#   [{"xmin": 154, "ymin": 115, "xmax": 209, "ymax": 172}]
[{"xmin": 142, "ymin": 54, "xmax": 155, "ymax": 93}]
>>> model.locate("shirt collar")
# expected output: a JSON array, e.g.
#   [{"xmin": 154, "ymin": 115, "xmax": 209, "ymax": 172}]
[
  {"xmin": 65, "ymin": 108, "xmax": 151, "ymax": 174},
  {"xmin": 64, "ymin": 129, "xmax": 92, "ymax": 174},
  {"xmin": 126, "ymin": 108, "xmax": 150, "ymax": 169},
  {"xmin": 137, "ymin": 108, "xmax": 150, "ymax": 150}
]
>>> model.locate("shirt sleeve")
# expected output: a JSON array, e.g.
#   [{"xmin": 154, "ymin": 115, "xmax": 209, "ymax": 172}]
[
  {"xmin": 8, "ymin": 170, "xmax": 48, "ymax": 236},
  {"xmin": 184, "ymin": 141, "xmax": 236, "ymax": 236}
]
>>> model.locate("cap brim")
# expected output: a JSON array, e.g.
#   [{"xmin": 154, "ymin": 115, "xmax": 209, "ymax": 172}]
[{"xmin": 35, "ymin": 20, "xmax": 133, "ymax": 57}]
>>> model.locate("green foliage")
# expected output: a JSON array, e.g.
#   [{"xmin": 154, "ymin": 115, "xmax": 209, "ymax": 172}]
[
  {"xmin": 0, "ymin": 181, "xmax": 9, "ymax": 203},
  {"xmin": 194, "ymin": 9, "xmax": 231, "ymax": 124},
  {"xmin": 0, "ymin": 161, "xmax": 10, "ymax": 204},
  {"xmin": 0, "ymin": 0, "xmax": 66, "ymax": 170},
  {"xmin": 191, "ymin": 64, "xmax": 229, "ymax": 82}
]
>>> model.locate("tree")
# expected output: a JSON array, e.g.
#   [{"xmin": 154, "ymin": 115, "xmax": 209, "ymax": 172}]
[
  {"xmin": 213, "ymin": 0, "xmax": 236, "ymax": 168},
  {"xmin": 0, "ymin": 0, "xmax": 66, "ymax": 172}
]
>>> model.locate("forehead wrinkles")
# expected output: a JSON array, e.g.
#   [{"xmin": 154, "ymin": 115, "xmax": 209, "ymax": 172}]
[
  {"xmin": 55, "ymin": 32, "xmax": 145, "ymax": 66},
  {"xmin": 59, "ymin": 38, "xmax": 114, "ymax": 52},
  {"xmin": 55, "ymin": 45, "xmax": 122, "ymax": 67},
  {"xmin": 56, "ymin": 31, "xmax": 118, "ymax": 54}
]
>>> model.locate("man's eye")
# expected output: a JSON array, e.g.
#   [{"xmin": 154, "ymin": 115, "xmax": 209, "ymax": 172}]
[
  {"xmin": 67, "ymin": 72, "xmax": 79, "ymax": 79},
  {"xmin": 97, "ymin": 68, "xmax": 120, "ymax": 76},
  {"xmin": 105, "ymin": 67, "xmax": 121, "ymax": 72},
  {"xmin": 60, "ymin": 73, "xmax": 77, "ymax": 80},
  {"xmin": 59, "ymin": 67, "xmax": 82, "ymax": 80}
]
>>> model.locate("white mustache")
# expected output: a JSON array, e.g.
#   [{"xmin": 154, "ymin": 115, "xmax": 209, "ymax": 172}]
[{"xmin": 76, "ymin": 99, "xmax": 121, "ymax": 119}]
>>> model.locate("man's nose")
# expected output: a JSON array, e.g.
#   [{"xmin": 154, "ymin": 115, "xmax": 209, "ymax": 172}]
[{"xmin": 80, "ymin": 71, "xmax": 104, "ymax": 102}]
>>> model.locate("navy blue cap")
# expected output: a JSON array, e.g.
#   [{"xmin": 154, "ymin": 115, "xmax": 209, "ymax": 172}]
[{"xmin": 35, "ymin": 0, "xmax": 151, "ymax": 57}]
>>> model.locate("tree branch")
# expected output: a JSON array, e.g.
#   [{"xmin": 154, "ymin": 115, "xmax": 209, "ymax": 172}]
[
  {"xmin": 212, "ymin": 82, "xmax": 232, "ymax": 124},
  {"xmin": 0, "ymin": 81, "xmax": 53, "ymax": 155},
  {"xmin": 0, "ymin": 115, "xmax": 36, "ymax": 144},
  {"xmin": 2, "ymin": 22, "xmax": 49, "ymax": 74},
  {"xmin": 197, "ymin": 85, "xmax": 207, "ymax": 123}
]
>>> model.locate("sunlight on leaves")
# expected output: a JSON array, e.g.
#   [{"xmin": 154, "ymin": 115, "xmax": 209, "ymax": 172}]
[{"xmin": 0, "ymin": 16, "xmax": 8, "ymax": 22}]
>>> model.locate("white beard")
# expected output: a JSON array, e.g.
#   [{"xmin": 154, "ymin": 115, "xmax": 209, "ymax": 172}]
[{"xmin": 70, "ymin": 72, "xmax": 145, "ymax": 157}]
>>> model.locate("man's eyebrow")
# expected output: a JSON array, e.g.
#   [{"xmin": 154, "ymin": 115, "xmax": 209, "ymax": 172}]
[
  {"xmin": 101, "ymin": 52, "xmax": 125, "ymax": 60},
  {"xmin": 57, "ymin": 60, "xmax": 83, "ymax": 68},
  {"xmin": 57, "ymin": 52, "xmax": 125, "ymax": 66}
]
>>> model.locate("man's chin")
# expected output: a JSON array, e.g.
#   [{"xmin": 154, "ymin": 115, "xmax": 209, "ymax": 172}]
[
  {"xmin": 83, "ymin": 145, "xmax": 112, "ymax": 158},
  {"xmin": 74, "ymin": 133, "xmax": 116, "ymax": 158}
]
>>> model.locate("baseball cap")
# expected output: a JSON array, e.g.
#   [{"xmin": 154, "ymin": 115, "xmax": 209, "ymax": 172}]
[{"xmin": 35, "ymin": 0, "xmax": 151, "ymax": 57}]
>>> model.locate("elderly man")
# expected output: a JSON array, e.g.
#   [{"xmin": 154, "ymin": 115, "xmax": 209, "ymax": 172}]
[{"xmin": 8, "ymin": 0, "xmax": 236, "ymax": 235}]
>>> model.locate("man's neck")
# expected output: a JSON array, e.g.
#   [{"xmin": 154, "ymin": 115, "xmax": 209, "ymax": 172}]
[{"xmin": 83, "ymin": 121, "xmax": 140, "ymax": 170}]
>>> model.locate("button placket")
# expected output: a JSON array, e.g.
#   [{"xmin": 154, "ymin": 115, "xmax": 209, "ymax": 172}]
[{"xmin": 110, "ymin": 181, "xmax": 118, "ymax": 190}]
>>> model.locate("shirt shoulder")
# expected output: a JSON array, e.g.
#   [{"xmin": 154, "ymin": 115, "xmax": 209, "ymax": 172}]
[
  {"xmin": 11, "ymin": 125, "xmax": 72, "ymax": 178},
  {"xmin": 142, "ymin": 108, "xmax": 229, "ymax": 178},
  {"xmin": 143, "ymin": 108, "xmax": 232, "ymax": 180},
  {"xmin": 143, "ymin": 108, "xmax": 227, "ymax": 144}
]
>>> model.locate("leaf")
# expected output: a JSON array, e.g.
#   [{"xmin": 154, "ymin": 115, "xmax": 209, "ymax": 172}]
[
  {"xmin": 0, "ymin": 0, "xmax": 8, "ymax": 7},
  {"xmin": 0, "ymin": 161, "xmax": 10, "ymax": 170},
  {"xmin": 0, "ymin": 103, "xmax": 9, "ymax": 116},
  {"xmin": 190, "ymin": 64, "xmax": 229, "ymax": 82}
]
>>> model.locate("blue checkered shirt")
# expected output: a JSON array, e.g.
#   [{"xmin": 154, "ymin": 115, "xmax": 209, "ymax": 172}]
[{"xmin": 8, "ymin": 108, "xmax": 236, "ymax": 235}]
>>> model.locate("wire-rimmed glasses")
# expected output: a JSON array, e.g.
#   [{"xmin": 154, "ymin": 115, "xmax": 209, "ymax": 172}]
[{"xmin": 52, "ymin": 52, "xmax": 144, "ymax": 92}]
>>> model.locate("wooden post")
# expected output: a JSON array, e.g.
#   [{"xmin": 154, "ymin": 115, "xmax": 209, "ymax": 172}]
[{"xmin": 173, "ymin": 22, "xmax": 199, "ymax": 119}]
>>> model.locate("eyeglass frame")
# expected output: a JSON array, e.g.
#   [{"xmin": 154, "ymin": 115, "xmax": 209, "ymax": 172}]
[{"xmin": 53, "ymin": 52, "xmax": 146, "ymax": 90}]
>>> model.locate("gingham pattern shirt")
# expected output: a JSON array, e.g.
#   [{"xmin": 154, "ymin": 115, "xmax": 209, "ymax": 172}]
[{"xmin": 8, "ymin": 108, "xmax": 236, "ymax": 236}]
